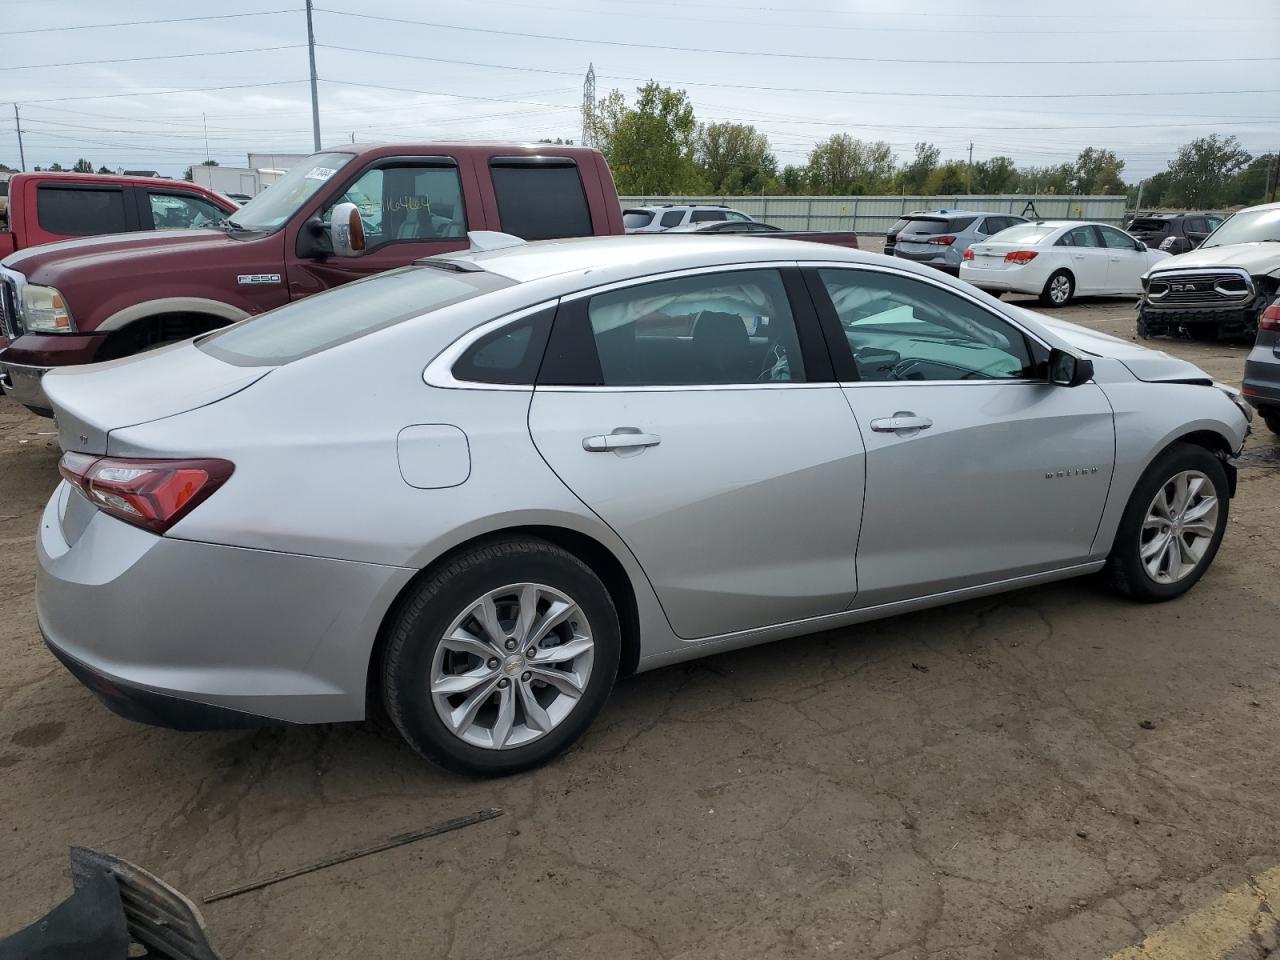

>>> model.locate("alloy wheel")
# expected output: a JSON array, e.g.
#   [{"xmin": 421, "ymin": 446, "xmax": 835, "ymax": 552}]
[
  {"xmin": 430, "ymin": 583, "xmax": 595, "ymax": 749},
  {"xmin": 1139, "ymin": 470, "xmax": 1219, "ymax": 584},
  {"xmin": 1049, "ymin": 275, "xmax": 1071, "ymax": 304}
]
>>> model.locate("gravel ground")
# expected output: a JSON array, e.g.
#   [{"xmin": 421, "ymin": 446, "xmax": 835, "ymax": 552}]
[{"xmin": 1, "ymin": 288, "xmax": 1278, "ymax": 959}]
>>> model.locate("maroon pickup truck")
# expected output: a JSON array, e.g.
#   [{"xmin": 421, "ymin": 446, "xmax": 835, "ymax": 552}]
[{"xmin": 0, "ymin": 143, "xmax": 623, "ymax": 415}]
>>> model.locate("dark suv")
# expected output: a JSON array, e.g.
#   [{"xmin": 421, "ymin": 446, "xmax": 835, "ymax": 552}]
[
  {"xmin": 1243, "ymin": 294, "xmax": 1280, "ymax": 435},
  {"xmin": 1126, "ymin": 213, "xmax": 1224, "ymax": 255}
]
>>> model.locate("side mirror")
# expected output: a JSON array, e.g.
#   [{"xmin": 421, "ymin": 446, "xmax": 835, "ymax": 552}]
[
  {"xmin": 1049, "ymin": 348, "xmax": 1094, "ymax": 387},
  {"xmin": 329, "ymin": 202, "xmax": 366, "ymax": 257},
  {"xmin": 1136, "ymin": 240, "xmax": 1147, "ymax": 252}
]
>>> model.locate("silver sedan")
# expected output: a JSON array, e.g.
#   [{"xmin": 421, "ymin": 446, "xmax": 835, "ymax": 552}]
[{"xmin": 37, "ymin": 235, "xmax": 1252, "ymax": 775}]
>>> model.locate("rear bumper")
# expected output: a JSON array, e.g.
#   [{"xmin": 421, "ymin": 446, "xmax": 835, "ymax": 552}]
[
  {"xmin": 37, "ymin": 483, "xmax": 416, "ymax": 727},
  {"xmin": 1243, "ymin": 352, "xmax": 1280, "ymax": 410}
]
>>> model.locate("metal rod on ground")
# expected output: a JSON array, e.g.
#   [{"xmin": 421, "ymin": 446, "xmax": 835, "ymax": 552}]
[
  {"xmin": 14, "ymin": 103, "xmax": 25, "ymax": 171},
  {"xmin": 305, "ymin": 0, "xmax": 322, "ymax": 150},
  {"xmin": 202, "ymin": 808, "xmax": 504, "ymax": 904}
]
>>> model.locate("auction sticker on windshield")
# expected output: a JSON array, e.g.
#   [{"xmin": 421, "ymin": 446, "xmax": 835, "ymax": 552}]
[{"xmin": 304, "ymin": 167, "xmax": 337, "ymax": 181}]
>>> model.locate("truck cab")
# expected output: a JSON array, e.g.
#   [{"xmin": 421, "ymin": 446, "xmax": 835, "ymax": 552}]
[{"xmin": 0, "ymin": 144, "xmax": 623, "ymax": 415}]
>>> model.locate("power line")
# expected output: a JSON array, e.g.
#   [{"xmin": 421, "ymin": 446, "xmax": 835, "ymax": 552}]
[
  {"xmin": 314, "ymin": 45, "xmax": 1280, "ymax": 100},
  {"xmin": 17, "ymin": 79, "xmax": 311, "ymax": 105},
  {"xmin": 0, "ymin": 9, "xmax": 298, "ymax": 35},
  {"xmin": 312, "ymin": 10, "xmax": 1280, "ymax": 65},
  {"xmin": 1, "ymin": 44, "xmax": 306, "ymax": 72}
]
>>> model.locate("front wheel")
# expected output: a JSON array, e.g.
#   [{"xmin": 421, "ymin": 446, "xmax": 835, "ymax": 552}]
[
  {"xmin": 381, "ymin": 538, "xmax": 620, "ymax": 776},
  {"xmin": 1040, "ymin": 270, "xmax": 1074, "ymax": 308},
  {"xmin": 1104, "ymin": 443, "xmax": 1229, "ymax": 602}
]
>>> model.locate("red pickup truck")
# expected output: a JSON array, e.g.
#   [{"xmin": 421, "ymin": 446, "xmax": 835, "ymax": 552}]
[
  {"xmin": 0, "ymin": 144, "xmax": 623, "ymax": 415},
  {"xmin": 0, "ymin": 171, "xmax": 236, "ymax": 260}
]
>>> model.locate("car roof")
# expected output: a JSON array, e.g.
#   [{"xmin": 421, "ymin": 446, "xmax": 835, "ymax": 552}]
[{"xmin": 435, "ymin": 234, "xmax": 913, "ymax": 293}]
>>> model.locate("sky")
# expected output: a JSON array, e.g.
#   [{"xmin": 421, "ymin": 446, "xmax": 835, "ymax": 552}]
[{"xmin": 2, "ymin": 0, "xmax": 1278, "ymax": 184}]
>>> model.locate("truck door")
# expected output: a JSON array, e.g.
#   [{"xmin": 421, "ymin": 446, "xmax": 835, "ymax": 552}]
[{"xmin": 286, "ymin": 155, "xmax": 480, "ymax": 298}]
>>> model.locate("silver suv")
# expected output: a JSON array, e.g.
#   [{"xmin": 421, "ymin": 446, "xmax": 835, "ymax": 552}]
[
  {"xmin": 886, "ymin": 210, "xmax": 1028, "ymax": 275},
  {"xmin": 623, "ymin": 204, "xmax": 754, "ymax": 233}
]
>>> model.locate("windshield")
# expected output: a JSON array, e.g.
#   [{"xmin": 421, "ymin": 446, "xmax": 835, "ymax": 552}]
[
  {"xmin": 987, "ymin": 223, "xmax": 1058, "ymax": 244},
  {"xmin": 198, "ymin": 265, "xmax": 513, "ymax": 366},
  {"xmin": 227, "ymin": 152, "xmax": 354, "ymax": 231},
  {"xmin": 1202, "ymin": 207, "xmax": 1280, "ymax": 248}
]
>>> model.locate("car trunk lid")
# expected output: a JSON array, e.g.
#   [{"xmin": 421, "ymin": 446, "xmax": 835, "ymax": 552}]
[{"xmin": 44, "ymin": 340, "xmax": 269, "ymax": 455}]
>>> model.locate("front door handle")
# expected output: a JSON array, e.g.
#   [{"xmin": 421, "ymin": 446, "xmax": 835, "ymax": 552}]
[
  {"xmin": 582, "ymin": 430, "xmax": 662, "ymax": 452},
  {"xmin": 870, "ymin": 413, "xmax": 933, "ymax": 434}
]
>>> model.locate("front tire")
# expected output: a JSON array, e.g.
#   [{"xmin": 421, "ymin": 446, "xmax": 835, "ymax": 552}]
[
  {"xmin": 1104, "ymin": 443, "xmax": 1229, "ymax": 602},
  {"xmin": 381, "ymin": 538, "xmax": 620, "ymax": 776},
  {"xmin": 1040, "ymin": 270, "xmax": 1074, "ymax": 308}
]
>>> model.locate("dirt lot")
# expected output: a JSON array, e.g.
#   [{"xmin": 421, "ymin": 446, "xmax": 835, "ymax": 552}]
[{"xmin": 2, "ymin": 295, "xmax": 1278, "ymax": 960}]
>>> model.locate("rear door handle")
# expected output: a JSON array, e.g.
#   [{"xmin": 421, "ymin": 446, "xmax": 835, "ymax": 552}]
[
  {"xmin": 582, "ymin": 430, "xmax": 662, "ymax": 452},
  {"xmin": 870, "ymin": 414, "xmax": 933, "ymax": 434}
]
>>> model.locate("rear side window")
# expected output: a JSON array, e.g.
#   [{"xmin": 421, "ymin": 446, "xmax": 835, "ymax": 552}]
[
  {"xmin": 198, "ymin": 266, "xmax": 513, "ymax": 366},
  {"xmin": 623, "ymin": 209, "xmax": 654, "ymax": 229},
  {"xmin": 490, "ymin": 160, "xmax": 592, "ymax": 241},
  {"xmin": 946, "ymin": 217, "xmax": 976, "ymax": 232},
  {"xmin": 37, "ymin": 186, "xmax": 128, "ymax": 236},
  {"xmin": 660, "ymin": 210, "xmax": 685, "ymax": 228},
  {"xmin": 452, "ymin": 307, "xmax": 553, "ymax": 385}
]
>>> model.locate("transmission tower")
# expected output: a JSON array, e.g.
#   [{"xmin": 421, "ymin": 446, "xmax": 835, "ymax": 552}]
[{"xmin": 581, "ymin": 63, "xmax": 596, "ymax": 147}]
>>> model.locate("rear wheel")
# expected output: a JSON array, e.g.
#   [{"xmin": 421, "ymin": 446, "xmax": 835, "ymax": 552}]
[
  {"xmin": 381, "ymin": 538, "xmax": 620, "ymax": 776},
  {"xmin": 1040, "ymin": 270, "xmax": 1074, "ymax": 307},
  {"xmin": 1104, "ymin": 443, "xmax": 1229, "ymax": 602},
  {"xmin": 1261, "ymin": 408, "xmax": 1280, "ymax": 436}
]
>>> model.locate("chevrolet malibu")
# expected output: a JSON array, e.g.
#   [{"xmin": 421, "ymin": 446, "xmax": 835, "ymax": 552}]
[{"xmin": 37, "ymin": 234, "xmax": 1251, "ymax": 776}]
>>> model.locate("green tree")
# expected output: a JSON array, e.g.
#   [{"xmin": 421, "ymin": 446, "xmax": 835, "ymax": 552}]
[
  {"xmin": 901, "ymin": 142, "xmax": 940, "ymax": 193},
  {"xmin": 72, "ymin": 158, "xmax": 94, "ymax": 173},
  {"xmin": 96, "ymin": 166, "xmax": 112, "ymax": 175},
  {"xmin": 1070, "ymin": 147, "xmax": 1125, "ymax": 194},
  {"xmin": 536, "ymin": 137, "xmax": 575, "ymax": 145},
  {"xmin": 695, "ymin": 122, "xmax": 776, "ymax": 194},
  {"xmin": 805, "ymin": 135, "xmax": 895, "ymax": 194},
  {"xmin": 923, "ymin": 162, "xmax": 968, "ymax": 194},
  {"xmin": 779, "ymin": 164, "xmax": 806, "ymax": 194},
  {"xmin": 48, "ymin": 162, "xmax": 64, "ymax": 172},
  {"xmin": 1013, "ymin": 163, "xmax": 1074, "ymax": 194},
  {"xmin": 589, "ymin": 82, "xmax": 702, "ymax": 194},
  {"xmin": 1165, "ymin": 135, "xmax": 1251, "ymax": 207},
  {"xmin": 1223, "ymin": 153, "xmax": 1277, "ymax": 206},
  {"xmin": 972, "ymin": 155, "xmax": 1017, "ymax": 193}
]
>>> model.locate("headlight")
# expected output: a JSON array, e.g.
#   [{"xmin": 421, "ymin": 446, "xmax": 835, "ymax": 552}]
[
  {"xmin": 1214, "ymin": 382, "xmax": 1253, "ymax": 424},
  {"xmin": 19, "ymin": 284, "xmax": 75, "ymax": 332}
]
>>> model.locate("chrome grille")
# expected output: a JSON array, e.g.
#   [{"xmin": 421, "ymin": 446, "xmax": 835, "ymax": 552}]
[
  {"xmin": 1146, "ymin": 270, "xmax": 1252, "ymax": 306},
  {"xmin": 0, "ymin": 277, "xmax": 18, "ymax": 339}
]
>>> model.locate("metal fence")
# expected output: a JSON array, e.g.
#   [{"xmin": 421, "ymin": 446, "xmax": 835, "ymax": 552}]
[{"xmin": 618, "ymin": 195, "xmax": 1129, "ymax": 233}]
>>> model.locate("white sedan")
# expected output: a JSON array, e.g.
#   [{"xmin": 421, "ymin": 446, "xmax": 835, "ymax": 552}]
[{"xmin": 960, "ymin": 220, "xmax": 1170, "ymax": 307}]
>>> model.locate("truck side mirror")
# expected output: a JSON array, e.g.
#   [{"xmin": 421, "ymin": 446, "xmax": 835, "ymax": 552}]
[{"xmin": 330, "ymin": 203, "xmax": 365, "ymax": 257}]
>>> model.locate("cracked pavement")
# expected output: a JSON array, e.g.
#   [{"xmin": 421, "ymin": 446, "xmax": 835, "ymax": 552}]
[{"xmin": 1, "ymin": 294, "xmax": 1278, "ymax": 959}]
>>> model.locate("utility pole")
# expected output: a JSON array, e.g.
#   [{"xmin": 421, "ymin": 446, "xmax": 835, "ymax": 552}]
[
  {"xmin": 14, "ymin": 104, "xmax": 26, "ymax": 172},
  {"xmin": 202, "ymin": 112, "xmax": 210, "ymax": 162},
  {"xmin": 305, "ymin": 0, "xmax": 322, "ymax": 150},
  {"xmin": 966, "ymin": 141, "xmax": 974, "ymax": 194},
  {"xmin": 581, "ymin": 63, "xmax": 596, "ymax": 148},
  {"xmin": 1135, "ymin": 178, "xmax": 1145, "ymax": 213}
]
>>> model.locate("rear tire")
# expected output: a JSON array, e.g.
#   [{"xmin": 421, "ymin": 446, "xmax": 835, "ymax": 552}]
[
  {"xmin": 1040, "ymin": 270, "xmax": 1074, "ymax": 308},
  {"xmin": 381, "ymin": 537, "xmax": 620, "ymax": 777},
  {"xmin": 1104, "ymin": 443, "xmax": 1229, "ymax": 602},
  {"xmin": 1261, "ymin": 409, "xmax": 1280, "ymax": 436}
]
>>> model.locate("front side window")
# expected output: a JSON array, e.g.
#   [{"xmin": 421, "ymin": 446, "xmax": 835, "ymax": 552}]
[
  {"xmin": 198, "ymin": 266, "xmax": 512, "ymax": 366},
  {"xmin": 322, "ymin": 164, "xmax": 466, "ymax": 247},
  {"xmin": 564, "ymin": 269, "xmax": 806, "ymax": 386},
  {"xmin": 816, "ymin": 268, "xmax": 1035, "ymax": 382},
  {"xmin": 490, "ymin": 161, "xmax": 591, "ymax": 241},
  {"xmin": 1099, "ymin": 225, "xmax": 1137, "ymax": 250},
  {"xmin": 149, "ymin": 192, "xmax": 225, "ymax": 230},
  {"xmin": 230, "ymin": 151, "xmax": 353, "ymax": 231},
  {"xmin": 37, "ymin": 186, "xmax": 128, "ymax": 235}
]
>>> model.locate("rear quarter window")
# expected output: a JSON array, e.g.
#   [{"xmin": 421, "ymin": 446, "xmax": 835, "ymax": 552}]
[
  {"xmin": 198, "ymin": 265, "xmax": 513, "ymax": 366},
  {"xmin": 490, "ymin": 161, "xmax": 592, "ymax": 241},
  {"xmin": 623, "ymin": 210, "xmax": 654, "ymax": 229},
  {"xmin": 36, "ymin": 186, "xmax": 129, "ymax": 236},
  {"xmin": 1129, "ymin": 218, "xmax": 1171, "ymax": 233}
]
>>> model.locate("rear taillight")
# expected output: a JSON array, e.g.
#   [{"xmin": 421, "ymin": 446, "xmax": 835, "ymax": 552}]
[
  {"xmin": 962, "ymin": 248, "xmax": 975, "ymax": 261},
  {"xmin": 1259, "ymin": 300, "xmax": 1280, "ymax": 332},
  {"xmin": 58, "ymin": 453, "xmax": 234, "ymax": 534},
  {"xmin": 926, "ymin": 235, "xmax": 956, "ymax": 246},
  {"xmin": 1005, "ymin": 250, "xmax": 1039, "ymax": 264}
]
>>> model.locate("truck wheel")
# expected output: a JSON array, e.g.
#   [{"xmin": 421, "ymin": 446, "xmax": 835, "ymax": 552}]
[
  {"xmin": 1104, "ymin": 443, "xmax": 1229, "ymax": 603},
  {"xmin": 1039, "ymin": 270, "xmax": 1074, "ymax": 307},
  {"xmin": 381, "ymin": 537, "xmax": 620, "ymax": 777}
]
